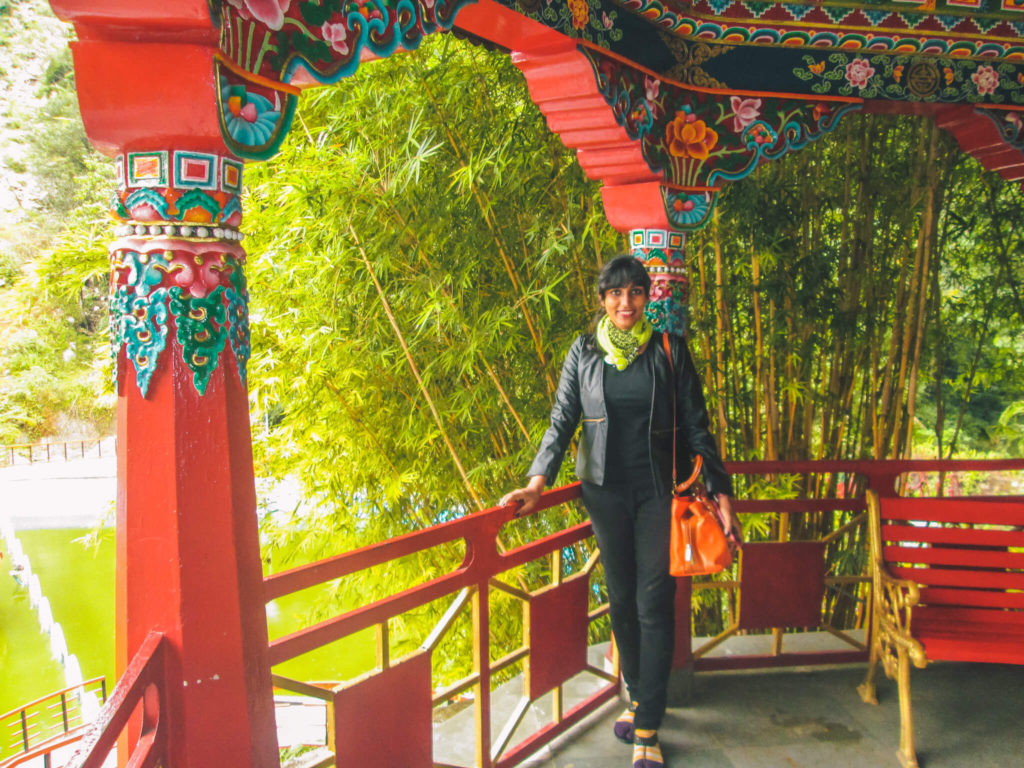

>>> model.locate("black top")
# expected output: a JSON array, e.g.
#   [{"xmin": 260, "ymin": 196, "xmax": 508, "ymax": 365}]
[
  {"xmin": 527, "ymin": 331, "xmax": 733, "ymax": 497},
  {"xmin": 602, "ymin": 343, "xmax": 654, "ymax": 483}
]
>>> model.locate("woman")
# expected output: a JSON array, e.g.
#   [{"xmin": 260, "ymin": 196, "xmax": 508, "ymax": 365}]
[{"xmin": 501, "ymin": 255, "xmax": 741, "ymax": 768}]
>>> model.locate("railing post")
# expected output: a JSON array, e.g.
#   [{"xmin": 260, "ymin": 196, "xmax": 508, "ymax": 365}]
[
  {"xmin": 60, "ymin": 692, "xmax": 70, "ymax": 732},
  {"xmin": 473, "ymin": 583, "xmax": 492, "ymax": 768},
  {"xmin": 20, "ymin": 709, "xmax": 29, "ymax": 751},
  {"xmin": 551, "ymin": 548, "xmax": 564, "ymax": 724}
]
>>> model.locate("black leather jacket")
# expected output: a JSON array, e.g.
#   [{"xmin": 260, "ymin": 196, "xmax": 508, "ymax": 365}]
[{"xmin": 527, "ymin": 330, "xmax": 733, "ymax": 497}]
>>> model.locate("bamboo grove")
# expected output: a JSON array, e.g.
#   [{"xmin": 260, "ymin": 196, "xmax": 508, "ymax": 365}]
[
  {"xmin": 236, "ymin": 34, "xmax": 1024, "ymax": 664},
  {"xmin": 688, "ymin": 117, "xmax": 1024, "ymax": 474}
]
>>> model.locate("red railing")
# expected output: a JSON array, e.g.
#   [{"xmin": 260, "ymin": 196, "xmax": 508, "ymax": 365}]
[
  {"xmin": 0, "ymin": 439, "xmax": 104, "ymax": 467},
  {"xmin": 0, "ymin": 678, "xmax": 107, "ymax": 768},
  {"xmin": 62, "ymin": 632, "xmax": 168, "ymax": 768},
  {"xmin": 263, "ymin": 458, "xmax": 1024, "ymax": 767},
  {"xmin": 54, "ymin": 458, "xmax": 1024, "ymax": 768},
  {"xmin": 265, "ymin": 483, "xmax": 612, "ymax": 768}
]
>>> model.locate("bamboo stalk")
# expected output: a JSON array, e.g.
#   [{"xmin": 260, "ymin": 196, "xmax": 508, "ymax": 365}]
[
  {"xmin": 419, "ymin": 77, "xmax": 557, "ymax": 395},
  {"xmin": 712, "ymin": 210, "xmax": 730, "ymax": 443},
  {"xmin": 901, "ymin": 122, "xmax": 943, "ymax": 460},
  {"xmin": 351, "ymin": 226, "xmax": 485, "ymax": 509}
]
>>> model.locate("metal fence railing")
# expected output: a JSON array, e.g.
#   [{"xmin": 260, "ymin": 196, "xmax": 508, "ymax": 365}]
[
  {"xmin": 0, "ymin": 677, "xmax": 107, "ymax": 767},
  {"xmin": 0, "ymin": 440, "xmax": 105, "ymax": 468}
]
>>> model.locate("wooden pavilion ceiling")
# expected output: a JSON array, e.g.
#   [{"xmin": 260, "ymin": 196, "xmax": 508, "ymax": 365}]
[
  {"xmin": 201, "ymin": 0, "xmax": 1024, "ymax": 176},
  {"xmin": 49, "ymin": 0, "xmax": 1024, "ymax": 226},
  {"xmin": 493, "ymin": 0, "xmax": 1024, "ymax": 100}
]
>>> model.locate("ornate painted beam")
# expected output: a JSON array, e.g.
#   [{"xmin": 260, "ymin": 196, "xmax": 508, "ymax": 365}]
[
  {"xmin": 196, "ymin": 0, "xmax": 1024, "ymax": 333},
  {"xmin": 50, "ymin": 0, "xmax": 1024, "ymax": 373},
  {"xmin": 204, "ymin": 1, "xmax": 1024, "ymax": 176}
]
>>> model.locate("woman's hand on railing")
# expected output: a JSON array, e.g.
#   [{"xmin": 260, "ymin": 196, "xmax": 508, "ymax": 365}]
[
  {"xmin": 715, "ymin": 494, "xmax": 743, "ymax": 552},
  {"xmin": 500, "ymin": 475, "xmax": 546, "ymax": 518}
]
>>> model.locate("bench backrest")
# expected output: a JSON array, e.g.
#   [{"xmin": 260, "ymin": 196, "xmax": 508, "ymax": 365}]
[{"xmin": 867, "ymin": 491, "xmax": 1024, "ymax": 613}]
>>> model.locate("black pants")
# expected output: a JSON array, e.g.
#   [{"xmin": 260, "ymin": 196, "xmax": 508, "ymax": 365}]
[{"xmin": 581, "ymin": 479, "xmax": 676, "ymax": 731}]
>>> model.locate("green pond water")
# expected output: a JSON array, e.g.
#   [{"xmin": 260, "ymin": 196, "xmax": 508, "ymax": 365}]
[{"xmin": 2, "ymin": 529, "xmax": 375, "ymax": 714}]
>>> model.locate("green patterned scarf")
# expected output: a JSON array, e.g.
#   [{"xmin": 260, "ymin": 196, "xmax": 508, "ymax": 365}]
[{"xmin": 596, "ymin": 314, "xmax": 653, "ymax": 371}]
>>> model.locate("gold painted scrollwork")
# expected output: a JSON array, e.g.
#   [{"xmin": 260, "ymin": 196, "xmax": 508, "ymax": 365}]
[
  {"xmin": 658, "ymin": 31, "xmax": 732, "ymax": 88},
  {"xmin": 875, "ymin": 573, "xmax": 927, "ymax": 677}
]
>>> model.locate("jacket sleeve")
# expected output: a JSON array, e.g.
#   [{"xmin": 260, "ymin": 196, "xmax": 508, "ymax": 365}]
[
  {"xmin": 526, "ymin": 336, "xmax": 584, "ymax": 484},
  {"xmin": 675, "ymin": 337, "xmax": 734, "ymax": 497}
]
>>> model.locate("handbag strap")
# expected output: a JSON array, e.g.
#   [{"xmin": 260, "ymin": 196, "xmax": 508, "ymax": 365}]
[{"xmin": 662, "ymin": 334, "xmax": 704, "ymax": 494}]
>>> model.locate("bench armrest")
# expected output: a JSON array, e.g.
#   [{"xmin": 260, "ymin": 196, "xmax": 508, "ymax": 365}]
[
  {"xmin": 875, "ymin": 566, "xmax": 920, "ymax": 630},
  {"xmin": 866, "ymin": 491, "xmax": 927, "ymax": 669}
]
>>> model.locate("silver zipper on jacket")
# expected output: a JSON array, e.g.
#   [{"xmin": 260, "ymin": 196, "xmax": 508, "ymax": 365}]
[{"xmin": 649, "ymin": 336, "xmax": 664, "ymax": 492}]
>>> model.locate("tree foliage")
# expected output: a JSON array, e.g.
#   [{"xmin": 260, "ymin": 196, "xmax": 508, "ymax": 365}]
[
  {"xmin": 686, "ymin": 115, "xmax": 1024, "ymax": 470},
  {"xmin": 248, "ymin": 35, "xmax": 619, "ymax": 562},
  {"xmin": 0, "ymin": 4, "xmax": 114, "ymax": 444},
  {"xmin": 243, "ymin": 37, "xmax": 1024, "ymax": 649}
]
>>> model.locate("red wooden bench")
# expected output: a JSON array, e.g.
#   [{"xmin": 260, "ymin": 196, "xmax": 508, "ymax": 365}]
[{"xmin": 858, "ymin": 489, "xmax": 1024, "ymax": 768}]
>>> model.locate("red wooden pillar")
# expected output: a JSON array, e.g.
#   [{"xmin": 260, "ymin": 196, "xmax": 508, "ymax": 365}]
[
  {"xmin": 50, "ymin": 7, "xmax": 279, "ymax": 765},
  {"xmin": 602, "ymin": 181, "xmax": 699, "ymax": 336}
]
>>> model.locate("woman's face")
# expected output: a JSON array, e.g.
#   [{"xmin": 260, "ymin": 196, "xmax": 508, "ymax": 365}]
[{"xmin": 603, "ymin": 283, "xmax": 648, "ymax": 331}]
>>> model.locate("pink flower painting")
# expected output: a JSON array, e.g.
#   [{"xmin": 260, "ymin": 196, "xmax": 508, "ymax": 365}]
[
  {"xmin": 972, "ymin": 65, "xmax": 1000, "ymax": 96},
  {"xmin": 226, "ymin": 0, "xmax": 291, "ymax": 31},
  {"xmin": 321, "ymin": 22, "xmax": 350, "ymax": 55},
  {"xmin": 644, "ymin": 76, "xmax": 660, "ymax": 102},
  {"xmin": 730, "ymin": 96, "xmax": 762, "ymax": 133},
  {"xmin": 844, "ymin": 58, "xmax": 875, "ymax": 90}
]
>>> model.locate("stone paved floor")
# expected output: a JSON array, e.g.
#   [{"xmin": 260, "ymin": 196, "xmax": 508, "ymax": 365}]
[{"xmin": 524, "ymin": 661, "xmax": 1024, "ymax": 768}]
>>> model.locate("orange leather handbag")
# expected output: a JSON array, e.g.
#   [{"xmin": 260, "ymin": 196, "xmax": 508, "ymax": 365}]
[
  {"xmin": 662, "ymin": 334, "xmax": 734, "ymax": 577},
  {"xmin": 668, "ymin": 456, "xmax": 733, "ymax": 577}
]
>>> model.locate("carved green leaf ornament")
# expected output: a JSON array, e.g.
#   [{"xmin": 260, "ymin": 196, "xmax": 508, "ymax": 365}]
[{"xmin": 110, "ymin": 248, "xmax": 251, "ymax": 397}]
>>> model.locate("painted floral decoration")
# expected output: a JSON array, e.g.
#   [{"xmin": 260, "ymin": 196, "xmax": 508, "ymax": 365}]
[
  {"xmin": 665, "ymin": 111, "xmax": 718, "ymax": 161},
  {"xmin": 972, "ymin": 65, "xmax": 1000, "ymax": 97},
  {"xmin": 349, "ymin": 0, "xmax": 385, "ymax": 21},
  {"xmin": 321, "ymin": 21, "xmax": 350, "ymax": 55},
  {"xmin": 845, "ymin": 58, "xmax": 875, "ymax": 90},
  {"xmin": 644, "ymin": 76, "xmax": 660, "ymax": 103},
  {"xmin": 743, "ymin": 122, "xmax": 776, "ymax": 150},
  {"xmin": 666, "ymin": 191, "xmax": 711, "ymax": 228},
  {"xmin": 221, "ymin": 79, "xmax": 282, "ymax": 148},
  {"xmin": 730, "ymin": 96, "xmax": 762, "ymax": 133},
  {"xmin": 568, "ymin": 0, "xmax": 589, "ymax": 30},
  {"xmin": 226, "ymin": 0, "xmax": 291, "ymax": 31},
  {"xmin": 643, "ymin": 76, "xmax": 662, "ymax": 120},
  {"xmin": 812, "ymin": 103, "xmax": 832, "ymax": 122}
]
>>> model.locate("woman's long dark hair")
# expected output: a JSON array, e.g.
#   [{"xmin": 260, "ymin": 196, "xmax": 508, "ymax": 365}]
[{"xmin": 597, "ymin": 254, "xmax": 651, "ymax": 299}]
